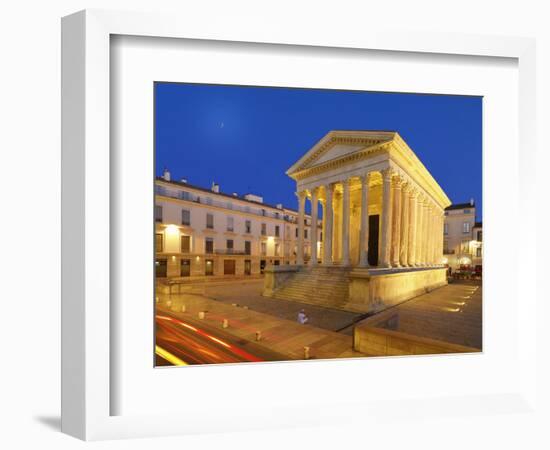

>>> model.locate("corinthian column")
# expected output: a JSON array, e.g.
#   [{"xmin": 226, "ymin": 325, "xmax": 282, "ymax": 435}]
[
  {"xmin": 407, "ymin": 188, "xmax": 417, "ymax": 266},
  {"xmin": 379, "ymin": 168, "xmax": 393, "ymax": 268},
  {"xmin": 358, "ymin": 173, "xmax": 370, "ymax": 267},
  {"xmin": 399, "ymin": 183, "xmax": 410, "ymax": 267},
  {"xmin": 422, "ymin": 201, "xmax": 430, "ymax": 266},
  {"xmin": 416, "ymin": 195, "xmax": 425, "ymax": 266},
  {"xmin": 310, "ymin": 188, "xmax": 319, "ymax": 266},
  {"xmin": 323, "ymin": 184, "xmax": 334, "ymax": 266},
  {"xmin": 296, "ymin": 191, "xmax": 306, "ymax": 265},
  {"xmin": 391, "ymin": 175, "xmax": 402, "ymax": 267},
  {"xmin": 341, "ymin": 179, "xmax": 351, "ymax": 266}
]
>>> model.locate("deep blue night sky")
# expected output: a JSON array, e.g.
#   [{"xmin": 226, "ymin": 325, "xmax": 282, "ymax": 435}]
[{"xmin": 155, "ymin": 83, "xmax": 482, "ymax": 220}]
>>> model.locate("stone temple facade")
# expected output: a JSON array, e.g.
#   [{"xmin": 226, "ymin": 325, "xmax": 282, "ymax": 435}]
[{"xmin": 264, "ymin": 130, "xmax": 452, "ymax": 313}]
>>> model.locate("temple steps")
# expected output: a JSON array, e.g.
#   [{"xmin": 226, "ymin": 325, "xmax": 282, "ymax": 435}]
[{"xmin": 269, "ymin": 266, "xmax": 352, "ymax": 310}]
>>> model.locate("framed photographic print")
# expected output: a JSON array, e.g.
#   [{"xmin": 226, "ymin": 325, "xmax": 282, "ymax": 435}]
[{"xmin": 62, "ymin": 9, "xmax": 538, "ymax": 441}]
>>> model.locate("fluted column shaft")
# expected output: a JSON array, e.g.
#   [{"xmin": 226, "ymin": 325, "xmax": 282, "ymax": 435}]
[
  {"xmin": 297, "ymin": 191, "xmax": 306, "ymax": 265},
  {"xmin": 425, "ymin": 207, "xmax": 431, "ymax": 265},
  {"xmin": 341, "ymin": 179, "xmax": 351, "ymax": 266},
  {"xmin": 422, "ymin": 202, "xmax": 430, "ymax": 265},
  {"xmin": 323, "ymin": 184, "xmax": 334, "ymax": 266},
  {"xmin": 429, "ymin": 207, "xmax": 435, "ymax": 266},
  {"xmin": 399, "ymin": 184, "xmax": 410, "ymax": 266},
  {"xmin": 310, "ymin": 188, "xmax": 319, "ymax": 265},
  {"xmin": 391, "ymin": 177, "xmax": 402, "ymax": 267},
  {"xmin": 407, "ymin": 190, "xmax": 417, "ymax": 266},
  {"xmin": 358, "ymin": 173, "xmax": 370, "ymax": 267},
  {"xmin": 379, "ymin": 169, "xmax": 393, "ymax": 268},
  {"xmin": 416, "ymin": 197, "xmax": 425, "ymax": 266}
]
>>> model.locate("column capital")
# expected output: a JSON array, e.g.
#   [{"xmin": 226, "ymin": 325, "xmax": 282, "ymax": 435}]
[
  {"xmin": 381, "ymin": 167, "xmax": 394, "ymax": 181},
  {"xmin": 401, "ymin": 181, "xmax": 412, "ymax": 193},
  {"xmin": 310, "ymin": 186, "xmax": 321, "ymax": 198},
  {"xmin": 392, "ymin": 174, "xmax": 404, "ymax": 189},
  {"xmin": 296, "ymin": 190, "xmax": 307, "ymax": 200},
  {"xmin": 360, "ymin": 172, "xmax": 372, "ymax": 185}
]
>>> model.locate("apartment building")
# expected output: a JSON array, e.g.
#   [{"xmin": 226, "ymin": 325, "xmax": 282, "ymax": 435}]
[
  {"xmin": 443, "ymin": 199, "xmax": 483, "ymax": 272},
  {"xmin": 154, "ymin": 171, "xmax": 321, "ymax": 279}
]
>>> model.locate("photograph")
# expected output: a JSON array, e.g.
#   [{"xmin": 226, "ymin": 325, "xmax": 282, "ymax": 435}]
[{"xmin": 153, "ymin": 82, "xmax": 483, "ymax": 366}]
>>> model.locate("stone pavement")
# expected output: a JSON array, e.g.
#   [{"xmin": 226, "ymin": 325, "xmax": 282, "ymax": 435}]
[
  {"xmin": 362, "ymin": 279, "xmax": 482, "ymax": 349},
  {"xmin": 199, "ymin": 279, "xmax": 364, "ymax": 332},
  {"xmin": 156, "ymin": 290, "xmax": 367, "ymax": 361}
]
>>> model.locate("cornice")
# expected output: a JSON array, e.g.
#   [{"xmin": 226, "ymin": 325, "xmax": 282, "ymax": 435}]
[{"xmin": 289, "ymin": 141, "xmax": 390, "ymax": 181}]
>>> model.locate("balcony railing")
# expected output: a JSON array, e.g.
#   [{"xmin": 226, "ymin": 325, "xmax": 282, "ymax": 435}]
[
  {"xmin": 156, "ymin": 185, "xmax": 294, "ymax": 222},
  {"xmin": 214, "ymin": 249, "xmax": 250, "ymax": 255}
]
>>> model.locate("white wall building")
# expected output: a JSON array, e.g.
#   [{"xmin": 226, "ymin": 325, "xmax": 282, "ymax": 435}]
[
  {"xmin": 154, "ymin": 172, "xmax": 321, "ymax": 279},
  {"xmin": 443, "ymin": 199, "xmax": 483, "ymax": 272}
]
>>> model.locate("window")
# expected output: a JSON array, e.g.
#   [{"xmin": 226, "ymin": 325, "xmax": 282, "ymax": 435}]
[
  {"xmin": 463, "ymin": 222, "xmax": 471, "ymax": 234},
  {"xmin": 245, "ymin": 240, "xmax": 251, "ymax": 255},
  {"xmin": 205, "ymin": 259, "xmax": 214, "ymax": 276},
  {"xmin": 295, "ymin": 228, "xmax": 298, "ymax": 238},
  {"xmin": 155, "ymin": 205, "xmax": 163, "ymax": 222},
  {"xmin": 261, "ymin": 209, "xmax": 266, "ymax": 216},
  {"xmin": 304, "ymin": 229, "xmax": 308, "ymax": 239},
  {"xmin": 461, "ymin": 239, "xmax": 470, "ymax": 253},
  {"xmin": 275, "ymin": 212, "xmax": 279, "ymax": 219},
  {"xmin": 227, "ymin": 216, "xmax": 234, "ymax": 232},
  {"xmin": 206, "ymin": 213, "xmax": 214, "ymax": 229},
  {"xmin": 261, "ymin": 223, "xmax": 267, "ymax": 236},
  {"xmin": 275, "ymin": 225, "xmax": 280, "ymax": 237},
  {"xmin": 181, "ymin": 191, "xmax": 191, "ymax": 201},
  {"xmin": 443, "ymin": 240, "xmax": 449, "ymax": 254},
  {"xmin": 261, "ymin": 242, "xmax": 267, "ymax": 256},
  {"xmin": 320, "ymin": 231, "xmax": 323, "ymax": 242},
  {"xmin": 180, "ymin": 259, "xmax": 191, "ymax": 277},
  {"xmin": 226, "ymin": 239, "xmax": 234, "ymax": 251},
  {"xmin": 227, "ymin": 202, "xmax": 233, "ymax": 210},
  {"xmin": 181, "ymin": 235, "xmax": 190, "ymax": 253},
  {"xmin": 155, "ymin": 259, "xmax": 167, "ymax": 278},
  {"xmin": 181, "ymin": 209, "xmax": 190, "ymax": 226},
  {"xmin": 205, "ymin": 237, "xmax": 214, "ymax": 254},
  {"xmin": 155, "ymin": 233, "xmax": 163, "ymax": 252},
  {"xmin": 477, "ymin": 230, "xmax": 483, "ymax": 241},
  {"xmin": 464, "ymin": 209, "xmax": 471, "ymax": 214},
  {"xmin": 476, "ymin": 247, "xmax": 482, "ymax": 257},
  {"xmin": 275, "ymin": 243, "xmax": 280, "ymax": 256},
  {"xmin": 206, "ymin": 197, "xmax": 213, "ymax": 206},
  {"xmin": 245, "ymin": 220, "xmax": 251, "ymax": 234},
  {"xmin": 444, "ymin": 223, "xmax": 449, "ymax": 235}
]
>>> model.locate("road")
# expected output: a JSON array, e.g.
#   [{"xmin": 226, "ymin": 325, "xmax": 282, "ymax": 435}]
[{"xmin": 155, "ymin": 311, "xmax": 287, "ymax": 366}]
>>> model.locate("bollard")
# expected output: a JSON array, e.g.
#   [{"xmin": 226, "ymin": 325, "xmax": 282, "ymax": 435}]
[
  {"xmin": 304, "ymin": 346, "xmax": 311, "ymax": 360},
  {"xmin": 231, "ymin": 303, "xmax": 238, "ymax": 307},
  {"xmin": 166, "ymin": 300, "xmax": 172, "ymax": 307},
  {"xmin": 222, "ymin": 319, "xmax": 228, "ymax": 329},
  {"xmin": 181, "ymin": 304, "xmax": 186, "ymax": 313},
  {"xmin": 255, "ymin": 330, "xmax": 262, "ymax": 341},
  {"xmin": 198, "ymin": 311, "xmax": 205, "ymax": 319}
]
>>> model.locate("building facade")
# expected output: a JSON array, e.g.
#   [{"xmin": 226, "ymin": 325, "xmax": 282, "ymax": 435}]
[
  {"xmin": 443, "ymin": 200, "xmax": 482, "ymax": 272},
  {"xmin": 154, "ymin": 173, "xmax": 321, "ymax": 279},
  {"xmin": 286, "ymin": 130, "xmax": 451, "ymax": 268}
]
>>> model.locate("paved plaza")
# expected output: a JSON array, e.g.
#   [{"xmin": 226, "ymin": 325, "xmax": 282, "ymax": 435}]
[
  {"xmin": 156, "ymin": 288, "xmax": 366, "ymax": 361},
  {"xmin": 360, "ymin": 279, "xmax": 482, "ymax": 349},
  {"xmin": 157, "ymin": 277, "xmax": 482, "ymax": 360},
  {"xmin": 197, "ymin": 279, "xmax": 364, "ymax": 333}
]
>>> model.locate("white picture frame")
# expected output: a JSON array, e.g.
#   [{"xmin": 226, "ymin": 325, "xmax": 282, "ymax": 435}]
[{"xmin": 61, "ymin": 9, "xmax": 538, "ymax": 441}]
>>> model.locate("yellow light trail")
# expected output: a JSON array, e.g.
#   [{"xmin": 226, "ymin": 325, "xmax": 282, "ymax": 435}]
[{"xmin": 155, "ymin": 345, "xmax": 188, "ymax": 366}]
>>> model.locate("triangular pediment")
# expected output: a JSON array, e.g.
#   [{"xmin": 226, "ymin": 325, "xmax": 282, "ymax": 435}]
[{"xmin": 287, "ymin": 130, "xmax": 396, "ymax": 176}]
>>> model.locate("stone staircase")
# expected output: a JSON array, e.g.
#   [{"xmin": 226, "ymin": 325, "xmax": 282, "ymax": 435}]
[{"xmin": 270, "ymin": 266, "xmax": 352, "ymax": 310}]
